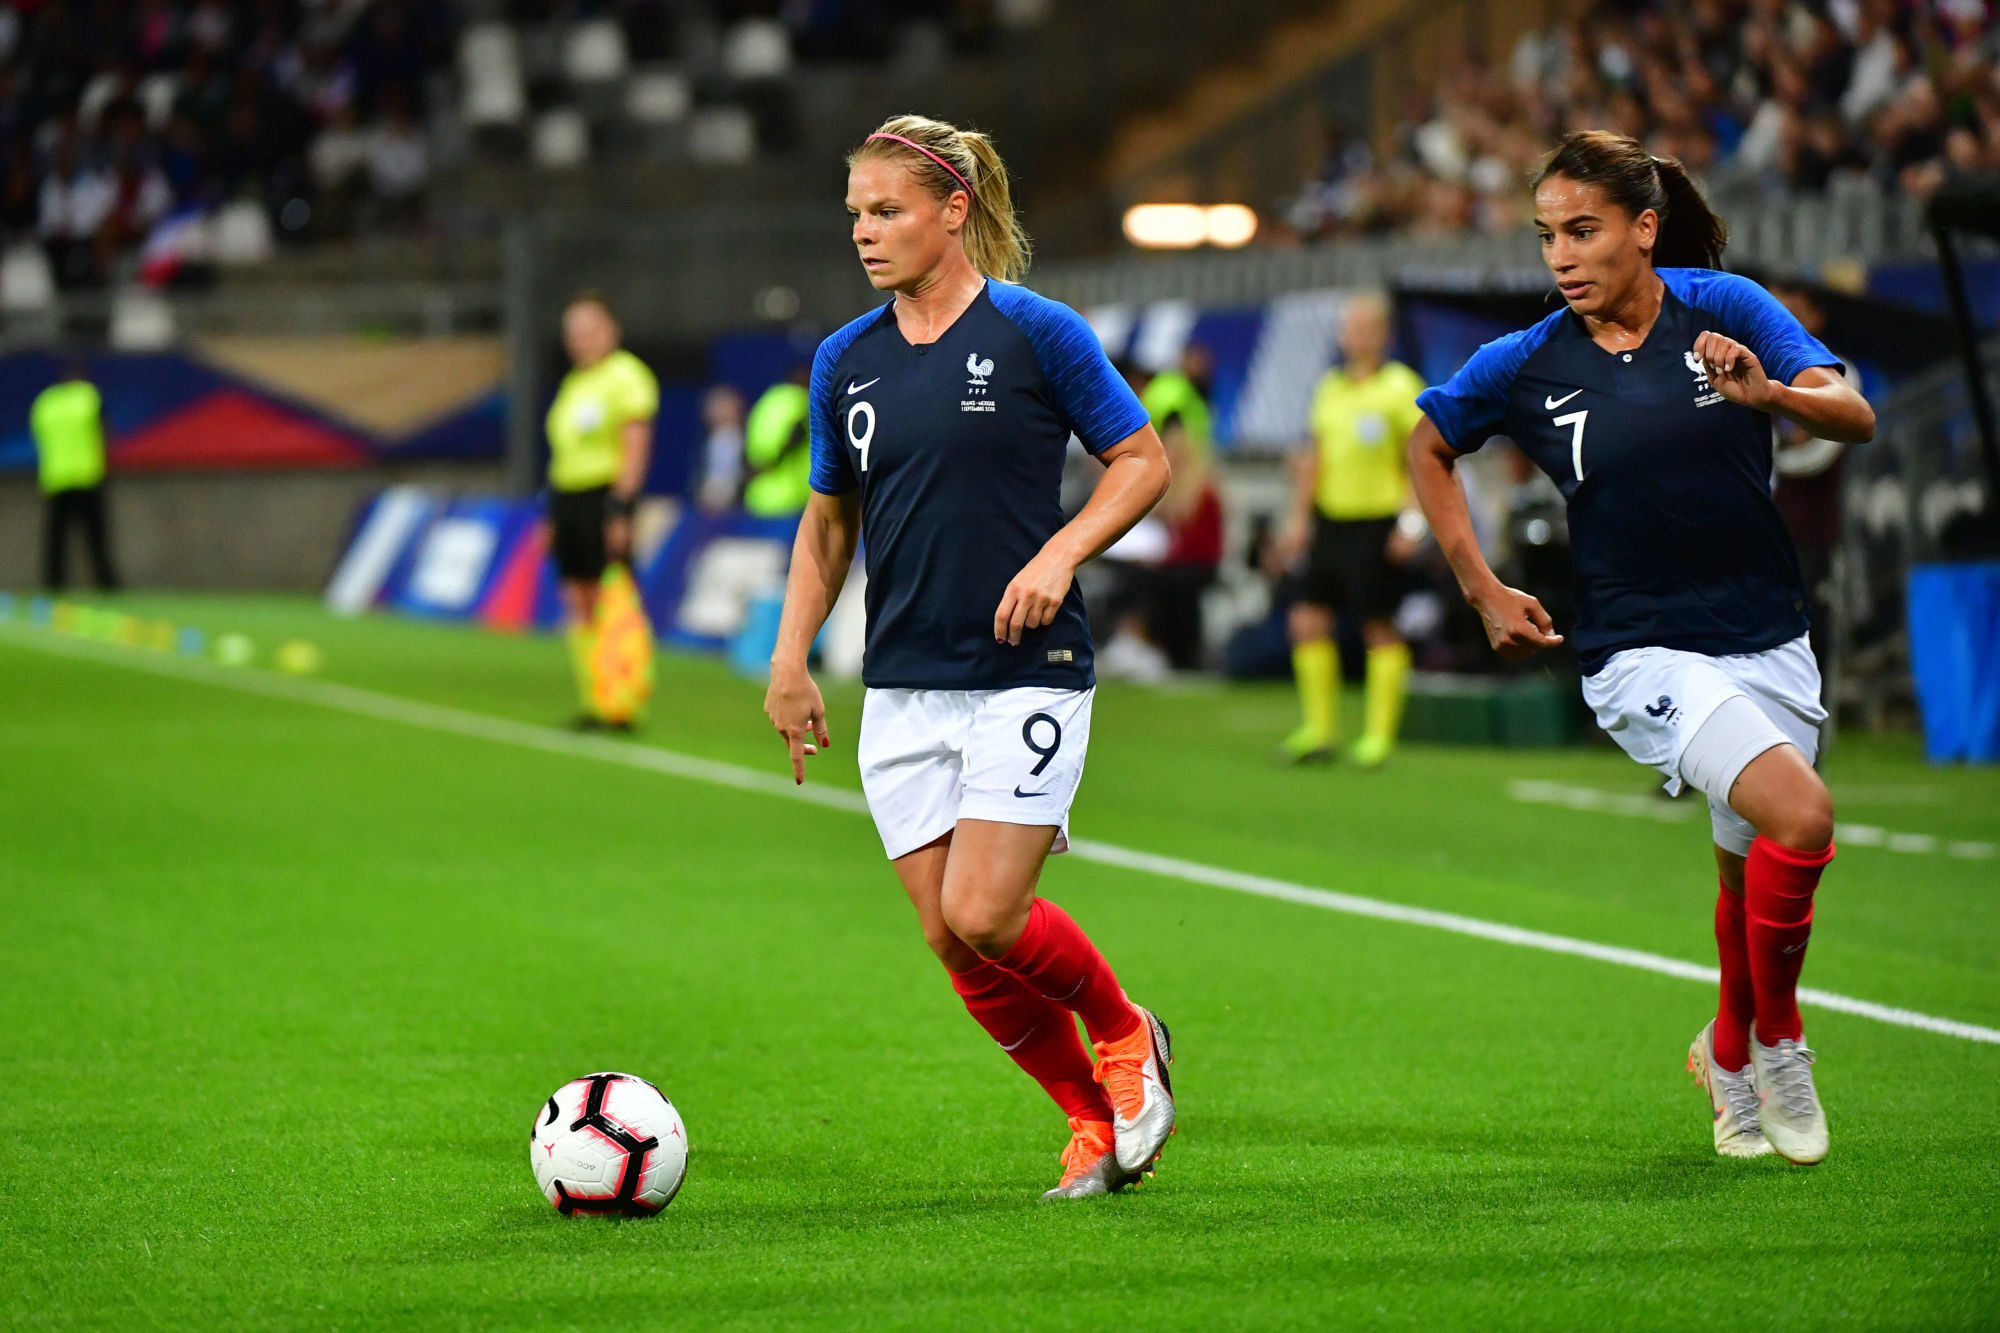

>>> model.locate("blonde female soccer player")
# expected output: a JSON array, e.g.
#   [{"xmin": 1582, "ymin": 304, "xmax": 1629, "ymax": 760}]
[
  {"xmin": 1407, "ymin": 131, "xmax": 1873, "ymax": 1164},
  {"xmin": 762, "ymin": 115, "xmax": 1177, "ymax": 1199}
]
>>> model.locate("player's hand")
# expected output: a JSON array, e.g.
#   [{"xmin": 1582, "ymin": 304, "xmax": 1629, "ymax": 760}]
[
  {"xmin": 604, "ymin": 514, "xmax": 634, "ymax": 563},
  {"xmin": 995, "ymin": 547, "xmax": 1076, "ymax": 646},
  {"xmin": 764, "ymin": 665, "xmax": 829, "ymax": 785},
  {"xmin": 1693, "ymin": 331, "xmax": 1773, "ymax": 411},
  {"xmin": 1468, "ymin": 581, "xmax": 1563, "ymax": 659}
]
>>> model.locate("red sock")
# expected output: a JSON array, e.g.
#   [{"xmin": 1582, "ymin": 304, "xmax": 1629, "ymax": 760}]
[
  {"xmin": 1712, "ymin": 883, "xmax": 1755, "ymax": 1071},
  {"xmin": 1745, "ymin": 835, "xmax": 1834, "ymax": 1046},
  {"xmin": 993, "ymin": 898, "xmax": 1142, "ymax": 1045},
  {"xmin": 949, "ymin": 960, "xmax": 1112, "ymax": 1123}
]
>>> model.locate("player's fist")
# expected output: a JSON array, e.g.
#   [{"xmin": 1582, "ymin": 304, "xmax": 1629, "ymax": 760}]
[
  {"xmin": 995, "ymin": 548, "xmax": 1076, "ymax": 647},
  {"xmin": 1693, "ymin": 331, "xmax": 1772, "ymax": 410},
  {"xmin": 764, "ymin": 665, "xmax": 830, "ymax": 785},
  {"xmin": 1468, "ymin": 582, "xmax": 1564, "ymax": 659}
]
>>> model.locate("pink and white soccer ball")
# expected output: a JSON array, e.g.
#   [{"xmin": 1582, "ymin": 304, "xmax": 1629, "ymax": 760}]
[{"xmin": 530, "ymin": 1072, "xmax": 688, "ymax": 1216}]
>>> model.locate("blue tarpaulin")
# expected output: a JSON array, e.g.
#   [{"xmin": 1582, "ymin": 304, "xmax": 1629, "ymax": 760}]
[{"xmin": 1907, "ymin": 562, "xmax": 2000, "ymax": 763}]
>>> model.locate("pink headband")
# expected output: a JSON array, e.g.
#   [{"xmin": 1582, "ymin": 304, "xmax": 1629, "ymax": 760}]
[{"xmin": 866, "ymin": 132, "xmax": 974, "ymax": 200}]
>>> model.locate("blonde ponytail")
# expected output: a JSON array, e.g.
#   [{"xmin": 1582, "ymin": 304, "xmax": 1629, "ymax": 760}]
[{"xmin": 850, "ymin": 114, "xmax": 1032, "ymax": 282}]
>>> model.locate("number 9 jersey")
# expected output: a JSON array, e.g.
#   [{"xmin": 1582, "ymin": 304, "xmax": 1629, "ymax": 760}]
[
  {"xmin": 1415, "ymin": 267, "xmax": 1843, "ymax": 676},
  {"xmin": 808, "ymin": 280, "xmax": 1149, "ymax": 691},
  {"xmin": 808, "ymin": 280, "xmax": 1147, "ymax": 860}
]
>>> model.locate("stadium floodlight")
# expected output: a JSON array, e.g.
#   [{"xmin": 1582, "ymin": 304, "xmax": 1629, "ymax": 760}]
[
  {"xmin": 1122, "ymin": 203, "xmax": 1259, "ymax": 249},
  {"xmin": 1203, "ymin": 204, "xmax": 1258, "ymax": 248},
  {"xmin": 1123, "ymin": 203, "xmax": 1208, "ymax": 249}
]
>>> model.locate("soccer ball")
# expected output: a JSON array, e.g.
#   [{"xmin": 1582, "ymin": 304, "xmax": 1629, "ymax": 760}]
[{"xmin": 530, "ymin": 1072, "xmax": 688, "ymax": 1216}]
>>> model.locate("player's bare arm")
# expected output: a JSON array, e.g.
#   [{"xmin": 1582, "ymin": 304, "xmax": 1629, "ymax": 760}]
[
  {"xmin": 993, "ymin": 423, "xmax": 1171, "ymax": 646},
  {"xmin": 1406, "ymin": 413, "xmax": 1563, "ymax": 659},
  {"xmin": 766, "ymin": 488, "xmax": 860, "ymax": 782},
  {"xmin": 1692, "ymin": 333, "xmax": 1875, "ymax": 443}
]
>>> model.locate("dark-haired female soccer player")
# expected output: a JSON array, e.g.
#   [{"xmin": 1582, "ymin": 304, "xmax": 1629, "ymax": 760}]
[
  {"xmin": 762, "ymin": 115, "xmax": 1177, "ymax": 1198},
  {"xmin": 1407, "ymin": 131, "xmax": 1873, "ymax": 1165}
]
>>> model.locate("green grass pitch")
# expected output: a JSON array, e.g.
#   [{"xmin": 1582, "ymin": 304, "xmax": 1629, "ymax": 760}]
[{"xmin": 2, "ymin": 594, "xmax": 1996, "ymax": 1329}]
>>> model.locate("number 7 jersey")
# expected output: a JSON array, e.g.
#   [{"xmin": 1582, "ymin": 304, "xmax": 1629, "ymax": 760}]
[
  {"xmin": 1415, "ymin": 267, "xmax": 1844, "ymax": 674},
  {"xmin": 807, "ymin": 281, "xmax": 1149, "ymax": 690}
]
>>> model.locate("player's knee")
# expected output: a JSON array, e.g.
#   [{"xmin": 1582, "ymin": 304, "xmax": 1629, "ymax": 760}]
[
  {"xmin": 940, "ymin": 896, "xmax": 1021, "ymax": 960},
  {"xmin": 1289, "ymin": 603, "xmax": 1330, "ymax": 643},
  {"xmin": 1763, "ymin": 777, "xmax": 1834, "ymax": 852}
]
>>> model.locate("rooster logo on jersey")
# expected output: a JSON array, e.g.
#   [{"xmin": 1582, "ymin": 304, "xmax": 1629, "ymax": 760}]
[{"xmin": 966, "ymin": 353, "xmax": 995, "ymax": 390}]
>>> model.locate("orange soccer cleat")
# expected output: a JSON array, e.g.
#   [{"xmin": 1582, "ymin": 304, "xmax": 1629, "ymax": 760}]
[
  {"xmin": 1094, "ymin": 1004, "xmax": 1177, "ymax": 1175},
  {"xmin": 1041, "ymin": 1117, "xmax": 1126, "ymax": 1200}
]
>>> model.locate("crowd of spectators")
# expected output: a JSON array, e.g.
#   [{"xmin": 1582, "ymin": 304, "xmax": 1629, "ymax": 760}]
[
  {"xmin": 0, "ymin": 0, "xmax": 453, "ymax": 289},
  {"xmin": 1289, "ymin": 0, "xmax": 2000, "ymax": 239}
]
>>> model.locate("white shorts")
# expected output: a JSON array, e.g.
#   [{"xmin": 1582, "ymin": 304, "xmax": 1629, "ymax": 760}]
[
  {"xmin": 1581, "ymin": 634, "xmax": 1825, "ymax": 855},
  {"xmin": 856, "ymin": 686, "xmax": 1094, "ymax": 861}
]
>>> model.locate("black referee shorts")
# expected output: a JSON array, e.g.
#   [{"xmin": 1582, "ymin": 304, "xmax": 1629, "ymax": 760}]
[
  {"xmin": 1299, "ymin": 514, "xmax": 1400, "ymax": 623},
  {"xmin": 548, "ymin": 485, "xmax": 610, "ymax": 583}
]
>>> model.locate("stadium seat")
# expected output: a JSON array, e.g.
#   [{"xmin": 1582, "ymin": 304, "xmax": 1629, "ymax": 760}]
[
  {"xmin": 109, "ymin": 289, "xmax": 177, "ymax": 350},
  {"xmin": 460, "ymin": 23, "xmax": 526, "ymax": 127},
  {"xmin": 532, "ymin": 109, "xmax": 592, "ymax": 170},
  {"xmin": 721, "ymin": 19, "xmax": 792, "ymax": 81},
  {"xmin": 564, "ymin": 19, "xmax": 630, "ymax": 85},
  {"xmin": 0, "ymin": 242, "xmax": 56, "ymax": 311},
  {"xmin": 688, "ymin": 105, "xmax": 756, "ymax": 165},
  {"xmin": 626, "ymin": 69, "xmax": 692, "ymax": 125},
  {"xmin": 211, "ymin": 200, "xmax": 275, "ymax": 266}
]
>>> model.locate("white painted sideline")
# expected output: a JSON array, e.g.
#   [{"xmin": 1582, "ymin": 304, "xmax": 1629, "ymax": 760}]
[{"xmin": 7, "ymin": 622, "xmax": 1998, "ymax": 1048}]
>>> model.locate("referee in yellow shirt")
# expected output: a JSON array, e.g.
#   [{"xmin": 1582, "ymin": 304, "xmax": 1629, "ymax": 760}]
[
  {"xmin": 545, "ymin": 293, "xmax": 657, "ymax": 724},
  {"xmin": 1277, "ymin": 293, "xmax": 1425, "ymax": 767}
]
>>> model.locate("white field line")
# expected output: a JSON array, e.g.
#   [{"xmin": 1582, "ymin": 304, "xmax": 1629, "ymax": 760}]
[
  {"xmin": 7, "ymin": 622, "xmax": 1998, "ymax": 1048},
  {"xmin": 1509, "ymin": 780, "xmax": 1996, "ymax": 859}
]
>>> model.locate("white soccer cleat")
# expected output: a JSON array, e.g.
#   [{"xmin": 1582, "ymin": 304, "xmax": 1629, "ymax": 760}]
[
  {"xmin": 1752, "ymin": 1035, "xmax": 1829, "ymax": 1164},
  {"xmin": 1687, "ymin": 1022, "xmax": 1773, "ymax": 1159},
  {"xmin": 1095, "ymin": 1005, "xmax": 1176, "ymax": 1175}
]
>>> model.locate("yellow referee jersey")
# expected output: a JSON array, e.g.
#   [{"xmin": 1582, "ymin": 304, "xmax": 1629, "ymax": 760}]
[
  {"xmin": 545, "ymin": 349, "xmax": 659, "ymax": 493},
  {"xmin": 1308, "ymin": 360, "xmax": 1426, "ymax": 520}
]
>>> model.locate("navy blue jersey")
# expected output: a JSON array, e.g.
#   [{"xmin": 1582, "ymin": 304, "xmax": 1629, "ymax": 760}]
[
  {"xmin": 1416, "ymin": 268, "xmax": 1842, "ymax": 674},
  {"xmin": 809, "ymin": 280, "xmax": 1149, "ymax": 689}
]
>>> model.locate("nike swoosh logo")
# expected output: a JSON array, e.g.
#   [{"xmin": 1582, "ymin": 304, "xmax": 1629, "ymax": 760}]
[
  {"xmin": 1545, "ymin": 389, "xmax": 1583, "ymax": 410},
  {"xmin": 846, "ymin": 378, "xmax": 880, "ymax": 394},
  {"xmin": 1013, "ymin": 786, "xmax": 1048, "ymax": 798}
]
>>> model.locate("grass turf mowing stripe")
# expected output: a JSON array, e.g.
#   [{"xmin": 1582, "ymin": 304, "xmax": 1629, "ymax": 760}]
[{"xmin": 10, "ymin": 620, "xmax": 1998, "ymax": 1049}]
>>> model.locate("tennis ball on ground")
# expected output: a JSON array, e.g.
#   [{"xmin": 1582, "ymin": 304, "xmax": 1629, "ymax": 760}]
[
  {"xmin": 275, "ymin": 640, "xmax": 323, "ymax": 675},
  {"xmin": 214, "ymin": 633, "xmax": 255, "ymax": 667}
]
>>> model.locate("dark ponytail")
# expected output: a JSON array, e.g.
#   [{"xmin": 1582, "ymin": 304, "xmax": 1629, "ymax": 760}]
[{"xmin": 1533, "ymin": 130, "xmax": 1728, "ymax": 269}]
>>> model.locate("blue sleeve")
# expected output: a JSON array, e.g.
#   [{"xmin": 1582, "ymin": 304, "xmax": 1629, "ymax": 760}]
[
  {"xmin": 1668, "ymin": 269, "xmax": 1843, "ymax": 386},
  {"xmin": 808, "ymin": 318, "xmax": 868, "ymax": 495},
  {"xmin": 990, "ymin": 284, "xmax": 1150, "ymax": 453},
  {"xmin": 1414, "ymin": 321, "xmax": 1548, "ymax": 454}
]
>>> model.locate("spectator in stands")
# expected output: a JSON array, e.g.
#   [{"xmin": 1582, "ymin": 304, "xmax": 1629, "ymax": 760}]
[
  {"xmin": 308, "ymin": 102, "xmax": 369, "ymax": 237},
  {"xmin": 743, "ymin": 367, "xmax": 813, "ymax": 518},
  {"xmin": 32, "ymin": 359, "xmax": 118, "ymax": 593},
  {"xmin": 363, "ymin": 85, "xmax": 428, "ymax": 228},
  {"xmin": 1275, "ymin": 293, "xmax": 1425, "ymax": 768},
  {"xmin": 696, "ymin": 384, "xmax": 748, "ymax": 513},
  {"xmin": 1285, "ymin": 0, "xmax": 2000, "ymax": 241}
]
